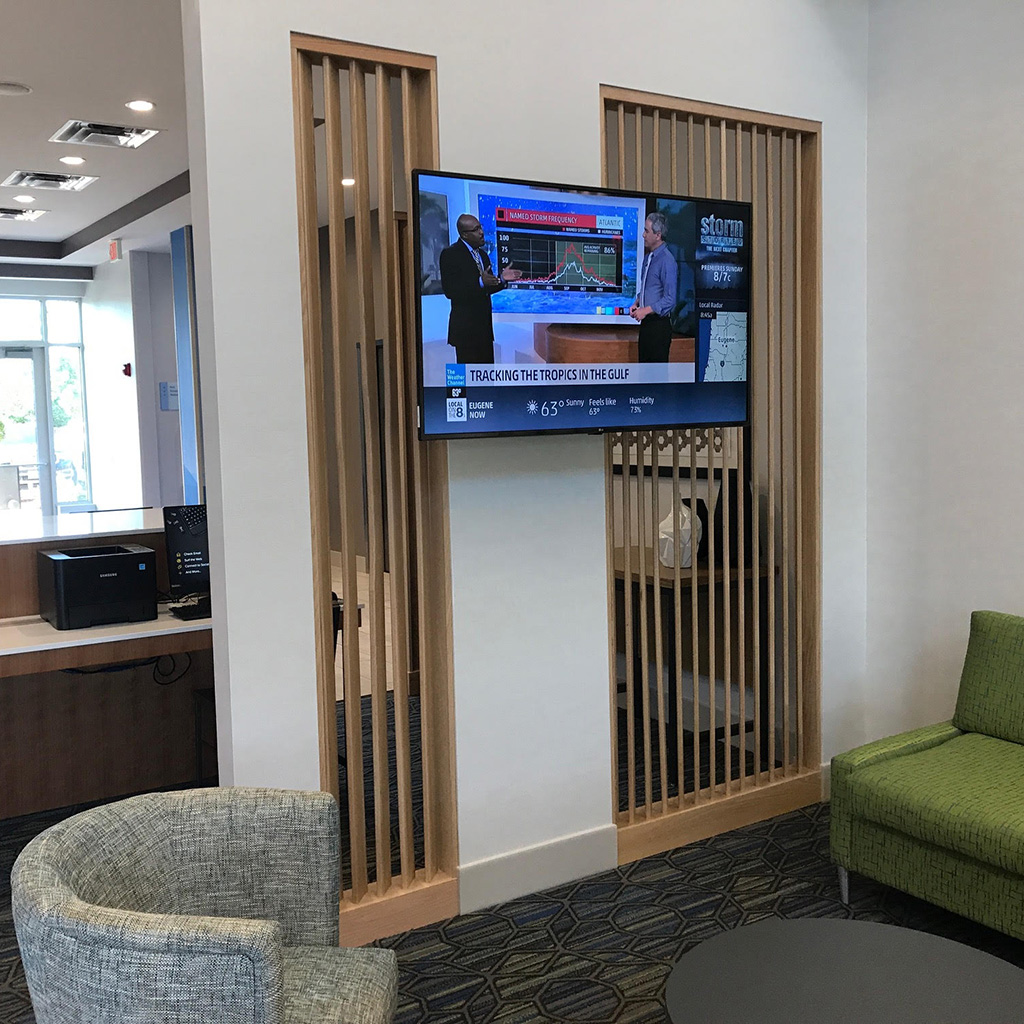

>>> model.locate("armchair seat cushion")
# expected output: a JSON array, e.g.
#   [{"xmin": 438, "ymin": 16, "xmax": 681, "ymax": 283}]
[
  {"xmin": 283, "ymin": 946, "xmax": 398, "ymax": 1024},
  {"xmin": 847, "ymin": 731, "xmax": 1024, "ymax": 876}
]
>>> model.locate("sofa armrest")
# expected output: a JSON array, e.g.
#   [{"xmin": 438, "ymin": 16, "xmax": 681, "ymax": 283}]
[
  {"xmin": 829, "ymin": 721, "xmax": 960, "ymax": 867},
  {"xmin": 15, "ymin": 894, "xmax": 285, "ymax": 1024}
]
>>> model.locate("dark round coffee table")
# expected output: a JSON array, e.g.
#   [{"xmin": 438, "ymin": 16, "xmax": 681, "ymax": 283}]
[{"xmin": 666, "ymin": 918, "xmax": 1024, "ymax": 1023}]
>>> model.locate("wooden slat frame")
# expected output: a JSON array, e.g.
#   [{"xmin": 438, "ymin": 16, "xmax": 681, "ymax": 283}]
[
  {"xmin": 601, "ymin": 85, "xmax": 822, "ymax": 861},
  {"xmin": 291, "ymin": 48, "xmax": 340, "ymax": 807},
  {"xmin": 291, "ymin": 35, "xmax": 458, "ymax": 940},
  {"xmin": 322, "ymin": 55, "xmax": 368, "ymax": 898}
]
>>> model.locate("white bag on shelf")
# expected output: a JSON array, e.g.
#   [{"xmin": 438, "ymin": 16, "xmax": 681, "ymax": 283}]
[{"xmin": 657, "ymin": 504, "xmax": 702, "ymax": 569}]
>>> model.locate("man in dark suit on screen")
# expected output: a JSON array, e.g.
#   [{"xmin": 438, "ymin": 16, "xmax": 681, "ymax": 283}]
[{"xmin": 440, "ymin": 213, "xmax": 521, "ymax": 364}]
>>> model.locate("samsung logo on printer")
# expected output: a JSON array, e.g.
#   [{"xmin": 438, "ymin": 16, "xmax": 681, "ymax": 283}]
[{"xmin": 98, "ymin": 572, "xmax": 119, "ymax": 578}]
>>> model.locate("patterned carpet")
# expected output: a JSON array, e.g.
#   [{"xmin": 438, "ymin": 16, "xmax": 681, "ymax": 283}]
[{"xmin": 5, "ymin": 801, "xmax": 1024, "ymax": 1023}]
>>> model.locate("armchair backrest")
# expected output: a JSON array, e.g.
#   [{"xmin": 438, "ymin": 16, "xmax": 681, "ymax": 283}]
[
  {"xmin": 12, "ymin": 787, "xmax": 340, "ymax": 1024},
  {"xmin": 953, "ymin": 610, "xmax": 1024, "ymax": 744}
]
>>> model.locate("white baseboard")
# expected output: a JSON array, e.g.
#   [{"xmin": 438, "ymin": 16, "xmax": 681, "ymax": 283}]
[
  {"xmin": 820, "ymin": 761, "xmax": 831, "ymax": 801},
  {"xmin": 458, "ymin": 824, "xmax": 618, "ymax": 914}
]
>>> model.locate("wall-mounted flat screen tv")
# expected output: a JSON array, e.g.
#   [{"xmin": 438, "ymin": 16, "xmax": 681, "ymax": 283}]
[{"xmin": 413, "ymin": 169, "xmax": 751, "ymax": 439}]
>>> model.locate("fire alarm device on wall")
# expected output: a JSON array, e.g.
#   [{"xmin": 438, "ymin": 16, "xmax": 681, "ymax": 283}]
[{"xmin": 122, "ymin": 363, "xmax": 132, "ymax": 377}]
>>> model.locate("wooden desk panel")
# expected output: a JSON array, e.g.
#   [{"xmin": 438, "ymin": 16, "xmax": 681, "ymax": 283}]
[
  {"xmin": 534, "ymin": 324, "xmax": 695, "ymax": 364},
  {"xmin": 0, "ymin": 531, "xmax": 170, "ymax": 618},
  {"xmin": 1, "ymin": 648, "xmax": 214, "ymax": 819}
]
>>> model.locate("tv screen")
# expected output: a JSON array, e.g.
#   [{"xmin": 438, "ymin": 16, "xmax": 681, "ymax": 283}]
[{"xmin": 413, "ymin": 170, "xmax": 751, "ymax": 439}]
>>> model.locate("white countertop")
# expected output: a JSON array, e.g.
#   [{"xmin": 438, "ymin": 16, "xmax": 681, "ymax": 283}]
[
  {"xmin": 0, "ymin": 508, "xmax": 167, "ymax": 546},
  {"xmin": 0, "ymin": 609, "xmax": 211, "ymax": 656}
]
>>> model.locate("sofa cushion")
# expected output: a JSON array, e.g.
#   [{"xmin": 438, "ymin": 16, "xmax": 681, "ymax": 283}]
[
  {"xmin": 847, "ymin": 732, "xmax": 1024, "ymax": 876},
  {"xmin": 283, "ymin": 945, "xmax": 397, "ymax": 1024},
  {"xmin": 953, "ymin": 610, "xmax": 1024, "ymax": 744}
]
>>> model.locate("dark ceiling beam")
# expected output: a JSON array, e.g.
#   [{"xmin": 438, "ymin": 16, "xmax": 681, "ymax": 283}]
[
  {"xmin": 0, "ymin": 240, "xmax": 63, "ymax": 260},
  {"xmin": 0, "ymin": 262, "xmax": 93, "ymax": 280},
  {"xmin": 61, "ymin": 170, "xmax": 190, "ymax": 257}
]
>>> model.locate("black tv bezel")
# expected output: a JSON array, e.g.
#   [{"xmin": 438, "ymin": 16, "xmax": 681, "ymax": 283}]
[{"xmin": 412, "ymin": 167, "xmax": 752, "ymax": 441}]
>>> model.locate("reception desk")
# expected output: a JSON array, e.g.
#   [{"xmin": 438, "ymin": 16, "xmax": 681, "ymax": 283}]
[{"xmin": 0, "ymin": 509, "xmax": 214, "ymax": 819}]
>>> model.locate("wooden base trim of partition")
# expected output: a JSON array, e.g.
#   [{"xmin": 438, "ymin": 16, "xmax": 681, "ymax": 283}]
[
  {"xmin": 616, "ymin": 770, "xmax": 821, "ymax": 866},
  {"xmin": 339, "ymin": 871, "xmax": 458, "ymax": 946}
]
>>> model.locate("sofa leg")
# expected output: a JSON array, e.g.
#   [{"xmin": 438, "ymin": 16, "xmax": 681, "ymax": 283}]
[{"xmin": 837, "ymin": 866, "xmax": 849, "ymax": 905}]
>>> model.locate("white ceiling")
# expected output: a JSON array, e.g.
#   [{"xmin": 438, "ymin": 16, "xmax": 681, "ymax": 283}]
[{"xmin": 0, "ymin": 0, "xmax": 189, "ymax": 265}]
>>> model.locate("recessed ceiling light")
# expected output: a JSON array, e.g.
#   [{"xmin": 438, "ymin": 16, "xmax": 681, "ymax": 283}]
[
  {"xmin": 341, "ymin": 178, "xmax": 355, "ymax": 187},
  {"xmin": 59, "ymin": 155, "xmax": 86, "ymax": 166},
  {"xmin": 125, "ymin": 99, "xmax": 154, "ymax": 113},
  {"xmin": 13, "ymin": 194, "xmax": 35, "ymax": 204},
  {"xmin": 0, "ymin": 82, "xmax": 31, "ymax": 96}
]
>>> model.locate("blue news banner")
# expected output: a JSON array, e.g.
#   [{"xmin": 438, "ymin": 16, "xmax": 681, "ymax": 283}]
[{"xmin": 421, "ymin": 363, "xmax": 747, "ymax": 437}]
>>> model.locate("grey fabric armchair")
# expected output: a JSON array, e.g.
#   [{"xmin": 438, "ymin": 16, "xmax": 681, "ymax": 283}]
[{"xmin": 12, "ymin": 787, "xmax": 397, "ymax": 1024}]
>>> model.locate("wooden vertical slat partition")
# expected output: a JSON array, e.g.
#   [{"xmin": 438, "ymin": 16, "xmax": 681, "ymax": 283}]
[
  {"xmin": 292, "ymin": 36, "xmax": 458, "ymax": 944},
  {"xmin": 602, "ymin": 86, "xmax": 822, "ymax": 864}
]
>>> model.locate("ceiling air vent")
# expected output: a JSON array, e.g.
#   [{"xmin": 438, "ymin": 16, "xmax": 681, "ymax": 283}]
[
  {"xmin": 1, "ymin": 169, "xmax": 97, "ymax": 191},
  {"xmin": 50, "ymin": 119, "xmax": 159, "ymax": 149},
  {"xmin": 0, "ymin": 207, "xmax": 47, "ymax": 221}
]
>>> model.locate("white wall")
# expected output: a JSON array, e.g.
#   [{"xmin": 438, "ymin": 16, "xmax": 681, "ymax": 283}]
[
  {"xmin": 183, "ymin": 0, "xmax": 869, "ymax": 903},
  {"xmin": 81, "ymin": 261, "xmax": 143, "ymax": 511},
  {"xmin": 865, "ymin": 1, "xmax": 1024, "ymax": 738}
]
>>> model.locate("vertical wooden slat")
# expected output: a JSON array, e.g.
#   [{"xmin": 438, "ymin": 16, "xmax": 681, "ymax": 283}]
[
  {"xmin": 703, "ymin": 117, "xmax": 712, "ymax": 196},
  {"xmin": 686, "ymin": 123, "xmax": 698, "ymax": 799},
  {"xmin": 291, "ymin": 52, "xmax": 341, "ymax": 811},
  {"xmin": 750, "ymin": 125, "xmax": 763, "ymax": 784},
  {"xmin": 799, "ymin": 131, "xmax": 821, "ymax": 774},
  {"xmin": 622, "ymin": 436, "xmax": 636, "ymax": 819},
  {"xmin": 399, "ymin": 68, "xmax": 432, "ymax": 876},
  {"xmin": 636, "ymin": 438, "xmax": 652, "ymax": 813},
  {"xmin": 349, "ymin": 63, "xmax": 392, "ymax": 893},
  {"xmin": 736, "ymin": 428, "xmax": 747, "ymax": 786},
  {"xmin": 323, "ymin": 55, "xmax": 368, "ymax": 899},
  {"xmin": 779, "ymin": 131, "xmax": 791, "ymax": 775},
  {"xmin": 719, "ymin": 119, "xmax": 728, "ymax": 201},
  {"xmin": 718, "ymin": 119, "xmax": 733, "ymax": 794},
  {"xmin": 652, "ymin": 109, "xmax": 661, "ymax": 193},
  {"xmin": 375, "ymin": 64, "xmax": 415, "ymax": 884},
  {"xmin": 630, "ymin": 103, "xmax": 638, "ymax": 192},
  {"xmin": 606, "ymin": 439, "xmax": 620, "ymax": 813},
  {"xmin": 617, "ymin": 104, "xmax": 626, "ymax": 189},
  {"xmin": 651, "ymin": 440, "xmax": 667, "ymax": 811},
  {"xmin": 600, "ymin": 100, "xmax": 609, "ymax": 189},
  {"xmin": 687, "ymin": 115, "xmax": 694, "ymax": 193},
  {"xmin": 765, "ymin": 129, "xmax": 777, "ymax": 784},
  {"xmin": 401, "ymin": 67, "xmax": 446, "ymax": 882},
  {"xmin": 671, "ymin": 434, "xmax": 684, "ymax": 797},
  {"xmin": 735, "ymin": 123, "xmax": 747, "ymax": 787},
  {"xmin": 689, "ymin": 434, "xmax": 700, "ymax": 798},
  {"xmin": 706, "ymin": 431, "xmax": 717, "ymax": 791},
  {"xmin": 794, "ymin": 132, "xmax": 804, "ymax": 771},
  {"xmin": 670, "ymin": 113, "xmax": 678, "ymax": 193}
]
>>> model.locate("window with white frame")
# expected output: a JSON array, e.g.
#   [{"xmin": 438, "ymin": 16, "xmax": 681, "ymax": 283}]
[{"xmin": 0, "ymin": 297, "xmax": 92, "ymax": 514}]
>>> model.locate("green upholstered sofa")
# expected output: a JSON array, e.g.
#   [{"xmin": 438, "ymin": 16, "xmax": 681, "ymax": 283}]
[{"xmin": 831, "ymin": 610, "xmax": 1024, "ymax": 939}]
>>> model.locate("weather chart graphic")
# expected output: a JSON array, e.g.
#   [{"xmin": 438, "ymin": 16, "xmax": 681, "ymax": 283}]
[{"xmin": 494, "ymin": 207, "xmax": 623, "ymax": 293}]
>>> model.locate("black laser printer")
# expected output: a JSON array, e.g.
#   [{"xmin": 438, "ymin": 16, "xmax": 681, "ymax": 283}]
[{"xmin": 37, "ymin": 543, "xmax": 158, "ymax": 630}]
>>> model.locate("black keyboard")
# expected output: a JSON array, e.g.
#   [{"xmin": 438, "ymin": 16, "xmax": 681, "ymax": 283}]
[
  {"xmin": 174, "ymin": 505, "xmax": 207, "ymax": 536},
  {"xmin": 170, "ymin": 595, "xmax": 212, "ymax": 620}
]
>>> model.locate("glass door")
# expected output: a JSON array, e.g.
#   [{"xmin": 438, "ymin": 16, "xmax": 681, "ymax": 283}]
[{"xmin": 0, "ymin": 347, "xmax": 54, "ymax": 513}]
